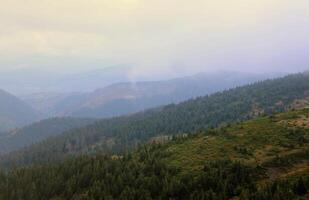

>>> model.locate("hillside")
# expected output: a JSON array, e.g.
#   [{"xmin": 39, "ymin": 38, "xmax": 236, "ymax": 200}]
[
  {"xmin": 0, "ymin": 73, "xmax": 308, "ymax": 167},
  {"xmin": 0, "ymin": 89, "xmax": 37, "ymax": 132},
  {"xmin": 0, "ymin": 117, "xmax": 96, "ymax": 154},
  {"xmin": 68, "ymin": 71, "xmax": 273, "ymax": 118},
  {"xmin": 22, "ymin": 71, "xmax": 274, "ymax": 118},
  {"xmin": 160, "ymin": 108, "xmax": 309, "ymax": 174},
  {"xmin": 0, "ymin": 109, "xmax": 308, "ymax": 199}
]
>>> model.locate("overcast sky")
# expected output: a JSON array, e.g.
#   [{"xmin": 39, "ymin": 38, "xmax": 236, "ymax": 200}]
[{"xmin": 0, "ymin": 0, "xmax": 308, "ymax": 77}]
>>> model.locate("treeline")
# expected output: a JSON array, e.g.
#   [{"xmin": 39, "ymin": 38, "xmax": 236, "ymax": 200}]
[
  {"xmin": 1, "ymin": 73, "xmax": 309, "ymax": 167},
  {"xmin": 0, "ymin": 147, "xmax": 308, "ymax": 200}
]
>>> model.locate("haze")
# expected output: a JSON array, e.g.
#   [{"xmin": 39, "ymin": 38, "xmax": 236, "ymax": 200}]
[
  {"xmin": 1, "ymin": 1, "xmax": 309, "ymax": 198},
  {"xmin": 0, "ymin": 0, "xmax": 308, "ymax": 78}
]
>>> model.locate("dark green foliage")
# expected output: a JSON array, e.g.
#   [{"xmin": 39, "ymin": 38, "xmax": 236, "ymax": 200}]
[{"xmin": 0, "ymin": 149, "xmax": 307, "ymax": 200}]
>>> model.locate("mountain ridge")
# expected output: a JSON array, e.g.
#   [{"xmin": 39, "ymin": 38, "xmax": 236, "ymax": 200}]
[
  {"xmin": 1, "ymin": 73, "xmax": 308, "ymax": 167},
  {"xmin": 22, "ymin": 71, "xmax": 280, "ymax": 118}
]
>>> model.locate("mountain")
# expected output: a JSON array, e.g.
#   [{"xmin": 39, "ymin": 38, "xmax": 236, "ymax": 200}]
[
  {"xmin": 68, "ymin": 71, "xmax": 275, "ymax": 118},
  {"xmin": 22, "ymin": 71, "xmax": 280, "ymax": 118},
  {"xmin": 0, "ymin": 108, "xmax": 308, "ymax": 199},
  {"xmin": 0, "ymin": 117, "xmax": 96, "ymax": 154},
  {"xmin": 0, "ymin": 89, "xmax": 38, "ymax": 132},
  {"xmin": 1, "ymin": 73, "xmax": 308, "ymax": 167}
]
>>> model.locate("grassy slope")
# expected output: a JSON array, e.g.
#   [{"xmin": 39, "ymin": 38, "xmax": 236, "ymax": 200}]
[{"xmin": 157, "ymin": 108, "xmax": 309, "ymax": 178}]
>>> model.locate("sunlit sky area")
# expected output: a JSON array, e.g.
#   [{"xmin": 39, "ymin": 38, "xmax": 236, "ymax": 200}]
[{"xmin": 0, "ymin": 0, "xmax": 308, "ymax": 77}]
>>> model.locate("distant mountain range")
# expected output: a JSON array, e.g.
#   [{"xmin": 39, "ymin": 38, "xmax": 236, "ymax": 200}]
[
  {"xmin": 22, "ymin": 71, "xmax": 280, "ymax": 118},
  {"xmin": 0, "ymin": 70, "xmax": 285, "ymax": 132},
  {"xmin": 0, "ymin": 89, "xmax": 38, "ymax": 132}
]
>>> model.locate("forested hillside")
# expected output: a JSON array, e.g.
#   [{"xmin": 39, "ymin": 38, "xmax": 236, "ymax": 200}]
[
  {"xmin": 0, "ymin": 89, "xmax": 37, "ymax": 131},
  {"xmin": 0, "ymin": 73, "xmax": 308, "ymax": 167},
  {"xmin": 0, "ymin": 108, "xmax": 308, "ymax": 199},
  {"xmin": 0, "ymin": 117, "xmax": 95, "ymax": 154}
]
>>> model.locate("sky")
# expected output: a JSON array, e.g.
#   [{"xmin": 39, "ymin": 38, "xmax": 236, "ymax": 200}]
[{"xmin": 0, "ymin": 0, "xmax": 308, "ymax": 77}]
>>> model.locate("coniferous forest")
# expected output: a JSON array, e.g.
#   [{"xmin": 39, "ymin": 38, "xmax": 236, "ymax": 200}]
[{"xmin": 0, "ymin": 108, "xmax": 308, "ymax": 199}]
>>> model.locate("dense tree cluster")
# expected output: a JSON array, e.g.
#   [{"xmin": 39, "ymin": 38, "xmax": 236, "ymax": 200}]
[{"xmin": 0, "ymin": 147, "xmax": 308, "ymax": 200}]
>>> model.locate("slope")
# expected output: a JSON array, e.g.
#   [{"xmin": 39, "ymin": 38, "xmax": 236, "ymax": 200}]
[
  {"xmin": 0, "ymin": 73, "xmax": 308, "ymax": 167},
  {"xmin": 161, "ymin": 108, "xmax": 309, "ymax": 174},
  {"xmin": 0, "ymin": 108, "xmax": 308, "ymax": 199}
]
